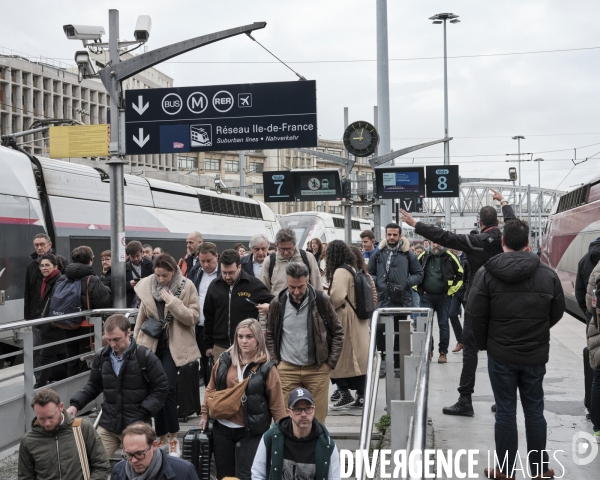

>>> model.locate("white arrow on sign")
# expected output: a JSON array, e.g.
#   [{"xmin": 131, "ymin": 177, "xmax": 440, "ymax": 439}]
[
  {"xmin": 133, "ymin": 128, "xmax": 149, "ymax": 148},
  {"xmin": 132, "ymin": 95, "xmax": 149, "ymax": 115}
]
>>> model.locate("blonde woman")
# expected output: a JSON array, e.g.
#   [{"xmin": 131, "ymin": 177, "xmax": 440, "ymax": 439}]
[{"xmin": 200, "ymin": 319, "xmax": 286, "ymax": 480}]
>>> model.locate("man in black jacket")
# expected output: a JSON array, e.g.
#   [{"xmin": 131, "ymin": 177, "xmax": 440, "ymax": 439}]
[
  {"xmin": 240, "ymin": 233, "xmax": 270, "ymax": 278},
  {"xmin": 468, "ymin": 219, "xmax": 565, "ymax": 480},
  {"xmin": 63, "ymin": 246, "xmax": 113, "ymax": 376},
  {"xmin": 203, "ymin": 249, "xmax": 274, "ymax": 359},
  {"xmin": 401, "ymin": 189, "xmax": 516, "ymax": 416},
  {"xmin": 575, "ymin": 237, "xmax": 600, "ymax": 325},
  {"xmin": 125, "ymin": 241, "xmax": 153, "ymax": 308},
  {"xmin": 68, "ymin": 315, "xmax": 168, "ymax": 458}
]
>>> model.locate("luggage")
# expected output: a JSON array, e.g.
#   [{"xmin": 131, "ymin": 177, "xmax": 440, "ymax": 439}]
[
  {"xmin": 176, "ymin": 360, "xmax": 201, "ymax": 421},
  {"xmin": 182, "ymin": 427, "xmax": 212, "ymax": 480},
  {"xmin": 584, "ymin": 347, "xmax": 593, "ymax": 414}
]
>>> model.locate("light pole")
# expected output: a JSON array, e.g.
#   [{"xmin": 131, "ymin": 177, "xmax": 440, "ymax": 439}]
[
  {"xmin": 430, "ymin": 12, "xmax": 460, "ymax": 230},
  {"xmin": 534, "ymin": 158, "xmax": 544, "ymax": 247},
  {"xmin": 512, "ymin": 135, "xmax": 525, "ymax": 218}
]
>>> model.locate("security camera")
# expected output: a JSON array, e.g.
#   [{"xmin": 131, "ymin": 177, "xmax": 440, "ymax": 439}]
[
  {"xmin": 214, "ymin": 174, "xmax": 227, "ymax": 194},
  {"xmin": 134, "ymin": 15, "xmax": 152, "ymax": 42},
  {"xmin": 63, "ymin": 24, "xmax": 105, "ymax": 41},
  {"xmin": 74, "ymin": 50, "xmax": 96, "ymax": 77}
]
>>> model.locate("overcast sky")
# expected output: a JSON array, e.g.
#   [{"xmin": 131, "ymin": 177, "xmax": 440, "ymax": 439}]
[{"xmin": 4, "ymin": 0, "xmax": 600, "ymax": 192}]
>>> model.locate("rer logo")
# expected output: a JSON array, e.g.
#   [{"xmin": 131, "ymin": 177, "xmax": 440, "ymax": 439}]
[
  {"xmin": 213, "ymin": 90, "xmax": 234, "ymax": 113},
  {"xmin": 162, "ymin": 93, "xmax": 182, "ymax": 115},
  {"xmin": 187, "ymin": 92, "xmax": 208, "ymax": 114}
]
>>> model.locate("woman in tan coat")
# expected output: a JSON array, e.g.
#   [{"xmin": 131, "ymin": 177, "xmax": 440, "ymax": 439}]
[
  {"xmin": 134, "ymin": 253, "xmax": 200, "ymax": 455},
  {"xmin": 326, "ymin": 240, "xmax": 370, "ymax": 409}
]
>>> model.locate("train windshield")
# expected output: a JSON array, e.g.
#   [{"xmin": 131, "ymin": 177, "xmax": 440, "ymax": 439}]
[{"xmin": 279, "ymin": 215, "xmax": 321, "ymax": 247}]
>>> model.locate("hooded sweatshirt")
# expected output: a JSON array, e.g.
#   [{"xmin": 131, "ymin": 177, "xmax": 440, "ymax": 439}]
[{"xmin": 467, "ymin": 251, "xmax": 565, "ymax": 366}]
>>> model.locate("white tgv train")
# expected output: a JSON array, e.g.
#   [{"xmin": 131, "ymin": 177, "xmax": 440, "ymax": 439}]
[{"xmin": 0, "ymin": 145, "xmax": 280, "ymax": 332}]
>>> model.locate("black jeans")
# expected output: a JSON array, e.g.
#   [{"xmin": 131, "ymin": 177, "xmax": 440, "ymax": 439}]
[
  {"xmin": 335, "ymin": 375, "xmax": 366, "ymax": 396},
  {"xmin": 457, "ymin": 318, "xmax": 478, "ymax": 397},
  {"xmin": 154, "ymin": 346, "xmax": 179, "ymax": 436},
  {"xmin": 212, "ymin": 421, "xmax": 262, "ymax": 480},
  {"xmin": 448, "ymin": 289, "xmax": 465, "ymax": 344},
  {"xmin": 195, "ymin": 324, "xmax": 209, "ymax": 385},
  {"xmin": 488, "ymin": 354, "xmax": 548, "ymax": 478}
]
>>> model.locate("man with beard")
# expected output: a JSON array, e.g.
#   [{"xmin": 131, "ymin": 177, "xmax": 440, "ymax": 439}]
[
  {"xmin": 252, "ymin": 388, "xmax": 340, "ymax": 480},
  {"xmin": 416, "ymin": 243, "xmax": 463, "ymax": 363},
  {"xmin": 203, "ymin": 249, "xmax": 274, "ymax": 359}
]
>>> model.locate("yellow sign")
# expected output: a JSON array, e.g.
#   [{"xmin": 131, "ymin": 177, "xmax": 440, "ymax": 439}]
[{"xmin": 50, "ymin": 124, "xmax": 110, "ymax": 158}]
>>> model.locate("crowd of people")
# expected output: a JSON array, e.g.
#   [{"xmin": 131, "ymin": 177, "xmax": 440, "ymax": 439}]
[{"xmin": 18, "ymin": 186, "xmax": 589, "ymax": 480}]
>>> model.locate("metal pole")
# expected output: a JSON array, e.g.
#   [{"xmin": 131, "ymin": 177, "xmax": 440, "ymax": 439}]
[
  {"xmin": 538, "ymin": 159, "xmax": 542, "ymax": 248},
  {"xmin": 443, "ymin": 19, "xmax": 451, "ymax": 231},
  {"xmin": 373, "ymin": 105, "xmax": 381, "ymax": 241},
  {"xmin": 527, "ymin": 184, "xmax": 531, "ymax": 247},
  {"xmin": 517, "ymin": 137, "xmax": 522, "ymax": 218},
  {"xmin": 239, "ymin": 150, "xmax": 245, "ymax": 197},
  {"xmin": 107, "ymin": 9, "xmax": 127, "ymax": 308},
  {"xmin": 377, "ymin": 0, "xmax": 392, "ymax": 226},
  {"xmin": 344, "ymin": 107, "xmax": 352, "ymax": 244}
]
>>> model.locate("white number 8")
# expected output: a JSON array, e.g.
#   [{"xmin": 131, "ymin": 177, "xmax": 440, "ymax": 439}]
[{"xmin": 438, "ymin": 176, "xmax": 448, "ymax": 191}]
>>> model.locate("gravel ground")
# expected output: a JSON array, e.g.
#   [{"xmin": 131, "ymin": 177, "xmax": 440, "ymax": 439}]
[{"xmin": 0, "ymin": 452, "xmax": 18, "ymax": 480}]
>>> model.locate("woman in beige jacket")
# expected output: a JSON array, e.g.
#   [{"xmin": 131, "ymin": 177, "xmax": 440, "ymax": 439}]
[
  {"xmin": 134, "ymin": 253, "xmax": 200, "ymax": 455},
  {"xmin": 326, "ymin": 240, "xmax": 370, "ymax": 409}
]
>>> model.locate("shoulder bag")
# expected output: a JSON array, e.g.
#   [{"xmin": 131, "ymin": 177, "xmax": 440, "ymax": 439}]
[
  {"xmin": 141, "ymin": 279, "xmax": 186, "ymax": 339},
  {"xmin": 205, "ymin": 364, "xmax": 259, "ymax": 420},
  {"xmin": 71, "ymin": 418, "xmax": 91, "ymax": 480}
]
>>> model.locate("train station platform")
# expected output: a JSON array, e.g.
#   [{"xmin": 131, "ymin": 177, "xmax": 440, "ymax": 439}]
[{"xmin": 430, "ymin": 312, "xmax": 600, "ymax": 479}]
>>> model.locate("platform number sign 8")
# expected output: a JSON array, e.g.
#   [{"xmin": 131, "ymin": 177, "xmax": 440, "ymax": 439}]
[{"xmin": 425, "ymin": 165, "xmax": 459, "ymax": 198}]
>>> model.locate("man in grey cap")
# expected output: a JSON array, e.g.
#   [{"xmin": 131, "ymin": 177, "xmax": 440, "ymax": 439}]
[{"xmin": 252, "ymin": 387, "xmax": 340, "ymax": 480}]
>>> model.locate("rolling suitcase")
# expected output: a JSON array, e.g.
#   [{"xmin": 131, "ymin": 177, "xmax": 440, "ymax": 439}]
[
  {"xmin": 182, "ymin": 427, "xmax": 212, "ymax": 480},
  {"xmin": 177, "ymin": 360, "xmax": 201, "ymax": 421},
  {"xmin": 584, "ymin": 347, "xmax": 593, "ymax": 414}
]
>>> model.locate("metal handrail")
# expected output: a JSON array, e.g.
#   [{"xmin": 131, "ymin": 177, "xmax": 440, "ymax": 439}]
[
  {"xmin": 407, "ymin": 310, "xmax": 435, "ymax": 480},
  {"xmin": 357, "ymin": 307, "xmax": 434, "ymax": 480},
  {"xmin": 0, "ymin": 308, "xmax": 137, "ymax": 332}
]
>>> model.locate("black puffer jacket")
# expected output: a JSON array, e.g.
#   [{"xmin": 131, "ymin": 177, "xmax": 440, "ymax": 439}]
[
  {"xmin": 468, "ymin": 251, "xmax": 565, "ymax": 366},
  {"xmin": 64, "ymin": 263, "xmax": 112, "ymax": 309},
  {"xmin": 70, "ymin": 339, "xmax": 169, "ymax": 434},
  {"xmin": 575, "ymin": 238, "xmax": 600, "ymax": 312}
]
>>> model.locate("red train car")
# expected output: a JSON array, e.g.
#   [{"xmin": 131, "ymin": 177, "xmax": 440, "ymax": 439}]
[{"xmin": 541, "ymin": 173, "xmax": 600, "ymax": 321}]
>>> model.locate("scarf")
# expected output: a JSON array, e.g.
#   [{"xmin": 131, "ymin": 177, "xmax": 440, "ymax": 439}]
[
  {"xmin": 125, "ymin": 448, "xmax": 163, "ymax": 480},
  {"xmin": 41, "ymin": 269, "xmax": 60, "ymax": 299},
  {"xmin": 384, "ymin": 241, "xmax": 401, "ymax": 273},
  {"xmin": 151, "ymin": 267, "xmax": 184, "ymax": 302}
]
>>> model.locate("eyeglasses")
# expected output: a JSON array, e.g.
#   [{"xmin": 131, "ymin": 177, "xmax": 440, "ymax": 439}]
[
  {"xmin": 290, "ymin": 406, "xmax": 315, "ymax": 415},
  {"xmin": 122, "ymin": 444, "xmax": 152, "ymax": 460}
]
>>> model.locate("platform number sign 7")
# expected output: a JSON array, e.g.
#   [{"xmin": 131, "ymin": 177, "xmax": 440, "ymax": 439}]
[{"xmin": 263, "ymin": 170, "xmax": 295, "ymax": 202}]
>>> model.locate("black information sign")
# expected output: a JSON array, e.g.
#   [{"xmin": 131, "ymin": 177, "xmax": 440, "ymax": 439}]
[
  {"xmin": 294, "ymin": 169, "xmax": 343, "ymax": 202},
  {"xmin": 125, "ymin": 80, "xmax": 317, "ymax": 155},
  {"xmin": 374, "ymin": 167, "xmax": 426, "ymax": 199},
  {"xmin": 425, "ymin": 165, "xmax": 460, "ymax": 198},
  {"xmin": 394, "ymin": 197, "xmax": 424, "ymax": 213},
  {"xmin": 262, "ymin": 171, "xmax": 295, "ymax": 202}
]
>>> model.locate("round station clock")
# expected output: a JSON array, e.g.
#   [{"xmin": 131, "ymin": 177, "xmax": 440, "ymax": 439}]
[{"xmin": 343, "ymin": 121, "xmax": 379, "ymax": 157}]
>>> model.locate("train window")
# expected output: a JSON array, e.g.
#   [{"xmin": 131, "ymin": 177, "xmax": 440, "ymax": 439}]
[
  {"xmin": 333, "ymin": 218, "xmax": 344, "ymax": 228},
  {"xmin": 351, "ymin": 220, "xmax": 361, "ymax": 230},
  {"xmin": 556, "ymin": 184, "xmax": 590, "ymax": 213},
  {"xmin": 199, "ymin": 195, "xmax": 212, "ymax": 213}
]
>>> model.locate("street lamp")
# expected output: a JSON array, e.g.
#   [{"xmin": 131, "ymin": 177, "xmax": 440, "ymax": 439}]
[
  {"xmin": 534, "ymin": 158, "xmax": 544, "ymax": 247},
  {"xmin": 430, "ymin": 12, "xmax": 460, "ymax": 230},
  {"xmin": 512, "ymin": 135, "xmax": 525, "ymax": 217}
]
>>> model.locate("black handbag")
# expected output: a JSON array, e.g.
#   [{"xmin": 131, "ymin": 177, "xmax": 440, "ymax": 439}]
[
  {"xmin": 387, "ymin": 282, "xmax": 406, "ymax": 305},
  {"xmin": 141, "ymin": 279, "xmax": 186, "ymax": 339}
]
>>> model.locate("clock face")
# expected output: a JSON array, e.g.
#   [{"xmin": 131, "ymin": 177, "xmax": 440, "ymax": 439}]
[{"xmin": 343, "ymin": 121, "xmax": 379, "ymax": 157}]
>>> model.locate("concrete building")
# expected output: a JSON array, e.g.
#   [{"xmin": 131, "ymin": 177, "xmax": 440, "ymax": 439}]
[{"xmin": 0, "ymin": 46, "xmax": 177, "ymax": 171}]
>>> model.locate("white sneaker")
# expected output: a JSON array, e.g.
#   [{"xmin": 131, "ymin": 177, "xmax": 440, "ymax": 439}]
[{"xmin": 169, "ymin": 438, "xmax": 180, "ymax": 457}]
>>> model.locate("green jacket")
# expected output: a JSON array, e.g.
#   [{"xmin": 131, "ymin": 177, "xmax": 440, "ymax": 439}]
[
  {"xmin": 415, "ymin": 249, "xmax": 464, "ymax": 297},
  {"xmin": 18, "ymin": 410, "xmax": 110, "ymax": 480}
]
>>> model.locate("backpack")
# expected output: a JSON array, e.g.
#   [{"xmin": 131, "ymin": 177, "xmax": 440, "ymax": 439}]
[
  {"xmin": 339, "ymin": 265, "xmax": 375, "ymax": 320},
  {"xmin": 267, "ymin": 249, "xmax": 311, "ymax": 279},
  {"xmin": 50, "ymin": 276, "xmax": 91, "ymax": 330}
]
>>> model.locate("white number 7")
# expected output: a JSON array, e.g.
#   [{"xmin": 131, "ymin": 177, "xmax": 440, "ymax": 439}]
[{"xmin": 275, "ymin": 181, "xmax": 284, "ymax": 195}]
